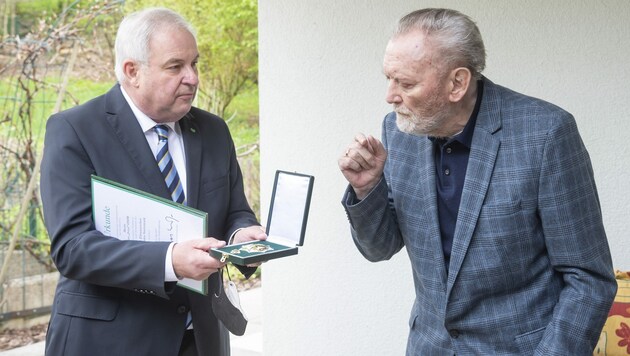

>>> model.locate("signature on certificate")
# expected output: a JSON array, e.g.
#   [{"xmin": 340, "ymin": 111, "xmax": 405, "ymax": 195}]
[{"xmin": 165, "ymin": 214, "xmax": 179, "ymax": 241}]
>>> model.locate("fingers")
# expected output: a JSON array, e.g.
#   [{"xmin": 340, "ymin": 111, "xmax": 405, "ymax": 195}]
[
  {"xmin": 172, "ymin": 239, "xmax": 227, "ymax": 280},
  {"xmin": 340, "ymin": 134, "xmax": 383, "ymax": 171},
  {"xmin": 339, "ymin": 133, "xmax": 387, "ymax": 200},
  {"xmin": 233, "ymin": 226, "xmax": 269, "ymax": 267},
  {"xmin": 233, "ymin": 225, "xmax": 268, "ymax": 245},
  {"xmin": 366, "ymin": 135, "xmax": 387, "ymax": 162},
  {"xmin": 183, "ymin": 237, "xmax": 226, "ymax": 251},
  {"xmin": 354, "ymin": 133, "xmax": 372, "ymax": 151},
  {"xmin": 206, "ymin": 237, "xmax": 227, "ymax": 249}
]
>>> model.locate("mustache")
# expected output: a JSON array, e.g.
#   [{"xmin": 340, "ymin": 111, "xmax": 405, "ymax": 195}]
[{"xmin": 394, "ymin": 105, "xmax": 411, "ymax": 115}]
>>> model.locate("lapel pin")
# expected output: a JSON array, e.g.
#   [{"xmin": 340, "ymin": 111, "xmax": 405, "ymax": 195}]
[{"xmin": 190, "ymin": 128, "xmax": 196, "ymax": 133}]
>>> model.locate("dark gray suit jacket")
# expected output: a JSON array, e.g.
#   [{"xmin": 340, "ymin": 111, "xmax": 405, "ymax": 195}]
[
  {"xmin": 343, "ymin": 78, "xmax": 617, "ymax": 355},
  {"xmin": 40, "ymin": 84, "xmax": 258, "ymax": 355}
]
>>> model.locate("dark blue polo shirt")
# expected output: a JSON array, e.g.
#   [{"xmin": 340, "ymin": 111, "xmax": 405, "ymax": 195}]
[{"xmin": 430, "ymin": 80, "xmax": 483, "ymax": 271}]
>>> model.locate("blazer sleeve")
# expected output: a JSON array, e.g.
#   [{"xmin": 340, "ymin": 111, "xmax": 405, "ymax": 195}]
[
  {"xmin": 534, "ymin": 113, "xmax": 617, "ymax": 354},
  {"xmin": 341, "ymin": 117, "xmax": 405, "ymax": 262},
  {"xmin": 342, "ymin": 178, "xmax": 405, "ymax": 262},
  {"xmin": 40, "ymin": 113, "xmax": 173, "ymax": 298},
  {"xmin": 222, "ymin": 124, "xmax": 260, "ymax": 237}
]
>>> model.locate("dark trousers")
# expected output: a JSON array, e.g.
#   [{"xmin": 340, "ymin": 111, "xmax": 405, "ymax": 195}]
[{"xmin": 179, "ymin": 329, "xmax": 197, "ymax": 356}]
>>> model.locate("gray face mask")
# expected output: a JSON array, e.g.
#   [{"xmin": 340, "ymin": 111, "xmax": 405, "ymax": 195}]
[{"xmin": 211, "ymin": 268, "xmax": 248, "ymax": 336}]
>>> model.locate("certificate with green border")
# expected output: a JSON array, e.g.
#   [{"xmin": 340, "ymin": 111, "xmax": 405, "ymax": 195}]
[{"xmin": 91, "ymin": 175, "xmax": 208, "ymax": 295}]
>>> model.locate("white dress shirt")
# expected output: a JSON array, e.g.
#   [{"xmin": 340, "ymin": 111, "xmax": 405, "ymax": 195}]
[{"xmin": 120, "ymin": 86, "xmax": 186, "ymax": 282}]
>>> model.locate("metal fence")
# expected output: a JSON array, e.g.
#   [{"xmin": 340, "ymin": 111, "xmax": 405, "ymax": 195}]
[{"xmin": 0, "ymin": 247, "xmax": 56, "ymax": 329}]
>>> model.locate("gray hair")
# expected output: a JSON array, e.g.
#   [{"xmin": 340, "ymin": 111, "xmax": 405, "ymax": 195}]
[
  {"xmin": 114, "ymin": 8, "xmax": 196, "ymax": 83},
  {"xmin": 394, "ymin": 8, "xmax": 486, "ymax": 79}
]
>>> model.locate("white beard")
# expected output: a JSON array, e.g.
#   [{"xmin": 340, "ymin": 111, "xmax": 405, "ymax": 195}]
[{"xmin": 394, "ymin": 106, "xmax": 449, "ymax": 138}]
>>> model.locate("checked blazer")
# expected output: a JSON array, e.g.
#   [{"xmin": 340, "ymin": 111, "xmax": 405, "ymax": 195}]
[{"xmin": 343, "ymin": 78, "xmax": 617, "ymax": 355}]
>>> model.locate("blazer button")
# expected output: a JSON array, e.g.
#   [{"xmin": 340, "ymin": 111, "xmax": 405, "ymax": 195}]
[
  {"xmin": 448, "ymin": 329, "xmax": 460, "ymax": 338},
  {"xmin": 177, "ymin": 305, "xmax": 188, "ymax": 314}
]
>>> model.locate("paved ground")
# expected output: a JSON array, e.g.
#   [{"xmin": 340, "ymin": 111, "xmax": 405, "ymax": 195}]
[
  {"xmin": 0, "ymin": 287, "xmax": 262, "ymax": 356},
  {"xmin": 228, "ymin": 287, "xmax": 263, "ymax": 356}
]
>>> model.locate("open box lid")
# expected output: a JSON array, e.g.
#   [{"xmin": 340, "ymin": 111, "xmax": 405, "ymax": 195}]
[{"xmin": 265, "ymin": 170, "xmax": 314, "ymax": 247}]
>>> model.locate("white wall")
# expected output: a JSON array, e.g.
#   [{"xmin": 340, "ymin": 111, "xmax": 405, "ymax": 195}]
[{"xmin": 258, "ymin": 1, "xmax": 630, "ymax": 355}]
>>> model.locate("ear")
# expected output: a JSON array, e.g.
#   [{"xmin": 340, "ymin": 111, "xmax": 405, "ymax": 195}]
[
  {"xmin": 447, "ymin": 67, "xmax": 471, "ymax": 103},
  {"xmin": 122, "ymin": 59, "xmax": 141, "ymax": 87}
]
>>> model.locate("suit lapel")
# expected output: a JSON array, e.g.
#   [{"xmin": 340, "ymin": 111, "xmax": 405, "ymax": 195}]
[
  {"xmin": 179, "ymin": 113, "xmax": 202, "ymax": 208},
  {"xmin": 418, "ymin": 140, "xmax": 449, "ymax": 289},
  {"xmin": 103, "ymin": 85, "xmax": 171, "ymax": 199},
  {"xmin": 446, "ymin": 79, "xmax": 502, "ymax": 297}
]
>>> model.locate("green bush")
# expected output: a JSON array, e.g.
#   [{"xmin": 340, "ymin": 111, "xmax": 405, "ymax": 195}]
[{"xmin": 11, "ymin": 0, "xmax": 66, "ymax": 36}]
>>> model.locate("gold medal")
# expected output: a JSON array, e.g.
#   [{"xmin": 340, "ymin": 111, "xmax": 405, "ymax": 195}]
[{"xmin": 240, "ymin": 243, "xmax": 273, "ymax": 253}]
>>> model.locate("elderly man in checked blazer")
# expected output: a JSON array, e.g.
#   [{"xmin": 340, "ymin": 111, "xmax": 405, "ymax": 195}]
[{"xmin": 339, "ymin": 8, "xmax": 616, "ymax": 355}]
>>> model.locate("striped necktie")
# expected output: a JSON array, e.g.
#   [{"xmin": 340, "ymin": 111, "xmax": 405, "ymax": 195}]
[
  {"xmin": 155, "ymin": 125, "xmax": 192, "ymax": 329},
  {"xmin": 154, "ymin": 125, "xmax": 186, "ymax": 204}
]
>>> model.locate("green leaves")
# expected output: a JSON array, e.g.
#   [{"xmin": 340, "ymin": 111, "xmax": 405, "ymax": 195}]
[{"xmin": 125, "ymin": 0, "xmax": 258, "ymax": 117}]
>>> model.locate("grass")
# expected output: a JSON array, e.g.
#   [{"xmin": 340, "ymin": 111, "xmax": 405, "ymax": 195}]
[
  {"xmin": 0, "ymin": 77, "xmax": 113, "ymax": 142},
  {"xmin": 224, "ymin": 86, "xmax": 259, "ymax": 149},
  {"xmin": 65, "ymin": 79, "xmax": 114, "ymax": 104}
]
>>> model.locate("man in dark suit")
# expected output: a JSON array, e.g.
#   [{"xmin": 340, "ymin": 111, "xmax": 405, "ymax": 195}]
[
  {"xmin": 338, "ymin": 8, "xmax": 617, "ymax": 355},
  {"xmin": 40, "ymin": 8, "xmax": 263, "ymax": 356}
]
